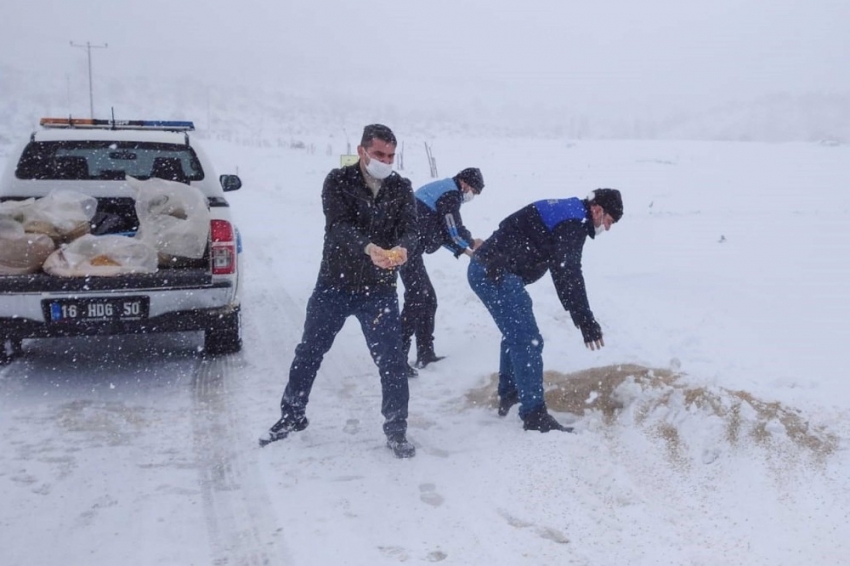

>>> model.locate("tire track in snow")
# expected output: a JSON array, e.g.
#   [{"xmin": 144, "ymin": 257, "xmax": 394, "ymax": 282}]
[
  {"xmin": 1, "ymin": 332, "xmax": 292, "ymax": 563},
  {"xmin": 191, "ymin": 351, "xmax": 294, "ymax": 565}
]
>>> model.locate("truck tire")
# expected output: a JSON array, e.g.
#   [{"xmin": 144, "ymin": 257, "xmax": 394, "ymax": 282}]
[
  {"xmin": 204, "ymin": 309, "xmax": 242, "ymax": 356},
  {"xmin": 1, "ymin": 337, "xmax": 23, "ymax": 365}
]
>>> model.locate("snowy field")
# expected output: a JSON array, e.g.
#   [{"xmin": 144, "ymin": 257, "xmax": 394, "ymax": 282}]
[{"xmin": 1, "ymin": 135, "xmax": 849, "ymax": 565}]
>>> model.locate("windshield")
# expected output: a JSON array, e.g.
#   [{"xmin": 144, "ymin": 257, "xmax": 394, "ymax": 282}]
[{"xmin": 15, "ymin": 141, "xmax": 205, "ymax": 182}]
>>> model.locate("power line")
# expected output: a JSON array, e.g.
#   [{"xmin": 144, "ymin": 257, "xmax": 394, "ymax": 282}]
[{"xmin": 70, "ymin": 41, "xmax": 108, "ymax": 118}]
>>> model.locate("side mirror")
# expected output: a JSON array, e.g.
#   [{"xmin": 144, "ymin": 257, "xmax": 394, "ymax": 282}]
[{"xmin": 220, "ymin": 174, "xmax": 242, "ymax": 192}]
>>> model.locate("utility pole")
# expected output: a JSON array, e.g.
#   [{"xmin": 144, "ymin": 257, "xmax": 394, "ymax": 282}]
[{"xmin": 70, "ymin": 41, "xmax": 108, "ymax": 118}]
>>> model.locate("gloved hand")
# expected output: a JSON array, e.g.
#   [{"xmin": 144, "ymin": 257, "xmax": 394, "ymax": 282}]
[{"xmin": 579, "ymin": 319, "xmax": 604, "ymax": 350}]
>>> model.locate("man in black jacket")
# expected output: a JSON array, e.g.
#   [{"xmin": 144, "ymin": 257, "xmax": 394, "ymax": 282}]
[
  {"xmin": 468, "ymin": 189, "xmax": 623, "ymax": 433},
  {"xmin": 260, "ymin": 124, "xmax": 419, "ymax": 458},
  {"xmin": 400, "ymin": 167, "xmax": 484, "ymax": 370}
]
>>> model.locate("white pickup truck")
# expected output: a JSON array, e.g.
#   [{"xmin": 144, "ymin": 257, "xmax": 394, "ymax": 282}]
[{"xmin": 0, "ymin": 118, "xmax": 243, "ymax": 363}]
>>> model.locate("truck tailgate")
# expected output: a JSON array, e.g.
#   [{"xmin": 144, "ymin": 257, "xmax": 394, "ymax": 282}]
[{"xmin": 0, "ymin": 268, "xmax": 215, "ymax": 293}]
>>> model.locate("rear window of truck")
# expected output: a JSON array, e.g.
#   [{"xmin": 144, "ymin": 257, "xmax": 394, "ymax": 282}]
[{"xmin": 15, "ymin": 141, "xmax": 205, "ymax": 182}]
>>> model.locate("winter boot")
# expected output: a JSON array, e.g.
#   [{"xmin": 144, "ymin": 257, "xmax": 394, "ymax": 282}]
[
  {"xmin": 258, "ymin": 413, "xmax": 309, "ymax": 447},
  {"xmin": 401, "ymin": 364, "xmax": 419, "ymax": 378},
  {"xmin": 414, "ymin": 350, "xmax": 445, "ymax": 370},
  {"xmin": 386, "ymin": 434, "xmax": 416, "ymax": 458},
  {"xmin": 497, "ymin": 390, "xmax": 520, "ymax": 417},
  {"xmin": 522, "ymin": 406, "xmax": 573, "ymax": 433}
]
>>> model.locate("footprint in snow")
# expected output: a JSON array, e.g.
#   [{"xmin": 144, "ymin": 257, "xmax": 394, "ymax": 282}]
[
  {"xmin": 499, "ymin": 508, "xmax": 570, "ymax": 544},
  {"xmin": 342, "ymin": 419, "xmax": 360, "ymax": 435},
  {"xmin": 419, "ymin": 483, "xmax": 445, "ymax": 507},
  {"xmin": 378, "ymin": 545, "xmax": 409, "ymax": 561}
]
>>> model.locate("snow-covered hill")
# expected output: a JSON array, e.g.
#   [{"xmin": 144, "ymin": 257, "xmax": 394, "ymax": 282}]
[{"xmin": 2, "ymin": 65, "xmax": 850, "ymax": 143}]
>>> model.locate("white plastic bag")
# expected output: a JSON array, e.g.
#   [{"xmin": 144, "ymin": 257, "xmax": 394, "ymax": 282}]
[
  {"xmin": 18, "ymin": 190, "xmax": 97, "ymax": 242},
  {"xmin": 127, "ymin": 176, "xmax": 211, "ymax": 260},
  {"xmin": 42, "ymin": 234, "xmax": 158, "ymax": 277},
  {"xmin": 0, "ymin": 198, "xmax": 36, "ymax": 223},
  {"xmin": 0, "ymin": 218, "xmax": 56, "ymax": 274}
]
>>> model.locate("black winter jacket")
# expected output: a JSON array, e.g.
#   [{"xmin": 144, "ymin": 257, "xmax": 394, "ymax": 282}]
[
  {"xmin": 474, "ymin": 198, "xmax": 597, "ymax": 328},
  {"xmin": 317, "ymin": 163, "xmax": 418, "ymax": 291}
]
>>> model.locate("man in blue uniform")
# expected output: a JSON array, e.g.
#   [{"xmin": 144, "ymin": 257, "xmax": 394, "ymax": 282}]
[
  {"xmin": 400, "ymin": 167, "xmax": 484, "ymax": 370},
  {"xmin": 260, "ymin": 124, "xmax": 418, "ymax": 458},
  {"xmin": 468, "ymin": 189, "xmax": 623, "ymax": 432}
]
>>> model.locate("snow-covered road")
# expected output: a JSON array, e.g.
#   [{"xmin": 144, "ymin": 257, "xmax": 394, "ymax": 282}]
[{"xmin": 0, "ymin": 330, "xmax": 293, "ymax": 564}]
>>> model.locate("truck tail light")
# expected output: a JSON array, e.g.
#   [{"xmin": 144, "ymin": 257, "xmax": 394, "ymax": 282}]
[{"xmin": 210, "ymin": 220, "xmax": 236, "ymax": 275}]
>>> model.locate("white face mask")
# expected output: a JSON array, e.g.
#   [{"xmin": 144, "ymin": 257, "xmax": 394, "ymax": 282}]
[
  {"xmin": 462, "ymin": 191, "xmax": 476, "ymax": 204},
  {"xmin": 364, "ymin": 155, "xmax": 393, "ymax": 180},
  {"xmin": 595, "ymin": 212, "xmax": 608, "ymax": 236}
]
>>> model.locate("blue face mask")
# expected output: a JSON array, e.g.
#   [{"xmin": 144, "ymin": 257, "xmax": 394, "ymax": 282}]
[{"xmin": 462, "ymin": 191, "xmax": 475, "ymax": 204}]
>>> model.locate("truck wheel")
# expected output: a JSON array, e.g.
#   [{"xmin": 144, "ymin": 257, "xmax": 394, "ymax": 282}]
[
  {"xmin": 1, "ymin": 337, "xmax": 22, "ymax": 365},
  {"xmin": 204, "ymin": 309, "xmax": 242, "ymax": 356}
]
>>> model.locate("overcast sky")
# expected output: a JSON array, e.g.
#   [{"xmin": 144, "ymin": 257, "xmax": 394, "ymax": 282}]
[{"xmin": 1, "ymin": 0, "xmax": 848, "ymax": 119}]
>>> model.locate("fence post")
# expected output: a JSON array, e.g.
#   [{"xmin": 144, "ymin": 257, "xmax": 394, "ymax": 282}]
[{"xmin": 424, "ymin": 142, "xmax": 438, "ymax": 178}]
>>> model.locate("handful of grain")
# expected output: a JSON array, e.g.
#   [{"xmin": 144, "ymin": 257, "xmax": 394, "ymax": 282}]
[{"xmin": 385, "ymin": 249, "xmax": 404, "ymax": 265}]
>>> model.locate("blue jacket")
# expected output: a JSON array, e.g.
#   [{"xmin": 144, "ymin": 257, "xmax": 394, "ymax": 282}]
[
  {"xmin": 474, "ymin": 198, "xmax": 597, "ymax": 327},
  {"xmin": 414, "ymin": 178, "xmax": 473, "ymax": 257}
]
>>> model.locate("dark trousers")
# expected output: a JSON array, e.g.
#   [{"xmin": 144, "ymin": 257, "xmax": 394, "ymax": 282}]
[
  {"xmin": 467, "ymin": 258, "xmax": 546, "ymax": 419},
  {"xmin": 399, "ymin": 252, "xmax": 437, "ymax": 358},
  {"xmin": 280, "ymin": 283, "xmax": 410, "ymax": 438}
]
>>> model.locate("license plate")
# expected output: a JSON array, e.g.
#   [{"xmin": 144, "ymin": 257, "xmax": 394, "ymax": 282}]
[{"xmin": 46, "ymin": 297, "xmax": 150, "ymax": 323}]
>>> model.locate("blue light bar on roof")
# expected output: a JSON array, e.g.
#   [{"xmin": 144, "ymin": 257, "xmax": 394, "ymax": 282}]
[{"xmin": 40, "ymin": 118, "xmax": 195, "ymax": 131}]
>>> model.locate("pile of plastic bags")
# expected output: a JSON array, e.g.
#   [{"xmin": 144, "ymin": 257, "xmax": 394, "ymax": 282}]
[{"xmin": 0, "ymin": 178, "xmax": 211, "ymax": 277}]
